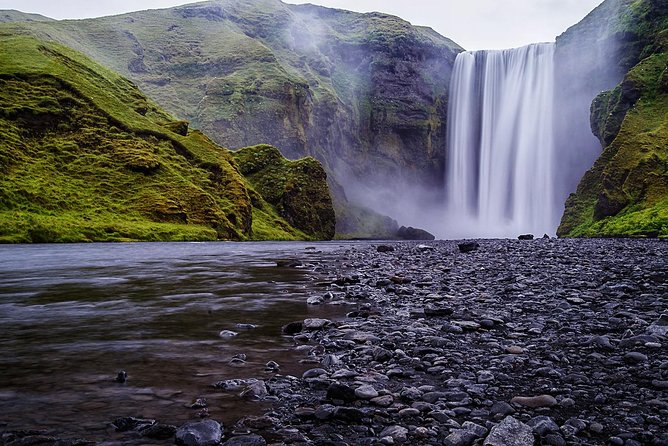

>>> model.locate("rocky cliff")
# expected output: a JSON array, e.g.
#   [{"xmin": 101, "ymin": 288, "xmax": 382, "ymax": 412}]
[
  {"xmin": 1, "ymin": 0, "xmax": 462, "ymax": 235},
  {"xmin": 0, "ymin": 33, "xmax": 334, "ymax": 242},
  {"xmin": 557, "ymin": 0, "xmax": 668, "ymax": 237}
]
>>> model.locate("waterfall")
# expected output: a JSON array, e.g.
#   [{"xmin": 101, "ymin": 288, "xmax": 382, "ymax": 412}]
[{"xmin": 445, "ymin": 43, "xmax": 556, "ymax": 238}]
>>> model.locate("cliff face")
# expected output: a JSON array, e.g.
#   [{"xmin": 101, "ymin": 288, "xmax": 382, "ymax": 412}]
[
  {"xmin": 0, "ymin": 33, "xmax": 335, "ymax": 242},
  {"xmin": 3, "ymin": 0, "xmax": 462, "ymax": 234},
  {"xmin": 557, "ymin": 0, "xmax": 668, "ymax": 237}
]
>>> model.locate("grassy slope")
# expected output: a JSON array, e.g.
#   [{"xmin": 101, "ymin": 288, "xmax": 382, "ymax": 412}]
[
  {"xmin": 558, "ymin": 0, "xmax": 668, "ymax": 237},
  {"xmin": 0, "ymin": 33, "xmax": 331, "ymax": 242}
]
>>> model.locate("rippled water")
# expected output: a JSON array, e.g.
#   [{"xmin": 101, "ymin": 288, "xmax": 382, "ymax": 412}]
[{"xmin": 0, "ymin": 241, "xmax": 354, "ymax": 443}]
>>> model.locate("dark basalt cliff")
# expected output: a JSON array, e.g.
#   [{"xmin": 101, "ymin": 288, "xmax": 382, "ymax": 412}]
[
  {"xmin": 556, "ymin": 0, "xmax": 668, "ymax": 237},
  {"xmin": 2, "ymin": 0, "xmax": 462, "ymax": 235},
  {"xmin": 0, "ymin": 34, "xmax": 334, "ymax": 242}
]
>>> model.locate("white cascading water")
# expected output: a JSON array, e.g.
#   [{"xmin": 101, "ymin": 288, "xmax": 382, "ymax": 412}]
[{"xmin": 445, "ymin": 43, "xmax": 557, "ymax": 238}]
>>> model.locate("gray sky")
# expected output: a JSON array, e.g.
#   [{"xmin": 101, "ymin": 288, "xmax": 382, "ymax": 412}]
[{"xmin": 0, "ymin": 0, "xmax": 604, "ymax": 50}]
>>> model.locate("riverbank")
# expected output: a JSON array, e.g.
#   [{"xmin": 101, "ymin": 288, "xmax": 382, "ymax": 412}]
[{"xmin": 2, "ymin": 239, "xmax": 667, "ymax": 446}]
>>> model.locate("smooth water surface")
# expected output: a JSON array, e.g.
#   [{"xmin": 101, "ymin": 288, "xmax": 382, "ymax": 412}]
[{"xmin": 0, "ymin": 241, "xmax": 354, "ymax": 443}]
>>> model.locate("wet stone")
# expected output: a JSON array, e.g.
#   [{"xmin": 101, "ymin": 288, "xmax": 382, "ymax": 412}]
[{"xmin": 175, "ymin": 420, "xmax": 223, "ymax": 446}]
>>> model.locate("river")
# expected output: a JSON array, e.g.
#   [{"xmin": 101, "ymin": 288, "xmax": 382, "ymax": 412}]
[{"xmin": 0, "ymin": 241, "xmax": 356, "ymax": 444}]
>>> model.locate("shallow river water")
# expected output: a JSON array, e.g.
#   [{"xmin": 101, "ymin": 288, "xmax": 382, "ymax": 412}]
[{"xmin": 0, "ymin": 241, "xmax": 356, "ymax": 443}]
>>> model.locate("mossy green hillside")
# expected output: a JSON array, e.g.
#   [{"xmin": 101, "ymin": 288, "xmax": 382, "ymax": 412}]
[
  {"xmin": 0, "ymin": 35, "xmax": 334, "ymax": 242},
  {"xmin": 558, "ymin": 52, "xmax": 668, "ymax": 237},
  {"xmin": 234, "ymin": 145, "xmax": 335, "ymax": 240}
]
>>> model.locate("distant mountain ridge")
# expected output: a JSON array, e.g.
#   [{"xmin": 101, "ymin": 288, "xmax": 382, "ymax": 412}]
[{"xmin": 0, "ymin": 10, "xmax": 53, "ymax": 23}]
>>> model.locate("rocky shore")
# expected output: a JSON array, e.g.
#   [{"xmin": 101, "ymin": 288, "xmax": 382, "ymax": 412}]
[{"xmin": 2, "ymin": 239, "xmax": 667, "ymax": 446}]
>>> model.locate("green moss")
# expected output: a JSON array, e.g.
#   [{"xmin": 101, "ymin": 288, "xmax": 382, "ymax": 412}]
[
  {"xmin": 234, "ymin": 144, "xmax": 336, "ymax": 240},
  {"xmin": 0, "ymin": 34, "xmax": 335, "ymax": 242},
  {"xmin": 0, "ymin": 211, "xmax": 217, "ymax": 243},
  {"xmin": 559, "ymin": 46, "xmax": 668, "ymax": 238}
]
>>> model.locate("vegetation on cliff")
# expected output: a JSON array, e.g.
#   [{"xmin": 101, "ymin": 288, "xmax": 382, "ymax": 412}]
[
  {"xmin": 0, "ymin": 0, "xmax": 462, "ymax": 237},
  {"xmin": 558, "ymin": 0, "xmax": 668, "ymax": 237},
  {"xmin": 0, "ymin": 33, "xmax": 334, "ymax": 242},
  {"xmin": 233, "ymin": 144, "xmax": 335, "ymax": 240}
]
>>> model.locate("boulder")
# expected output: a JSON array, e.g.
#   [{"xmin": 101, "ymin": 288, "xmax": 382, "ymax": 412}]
[
  {"xmin": 175, "ymin": 420, "xmax": 223, "ymax": 446},
  {"xmin": 397, "ymin": 226, "xmax": 436, "ymax": 241},
  {"xmin": 484, "ymin": 416, "xmax": 534, "ymax": 446}
]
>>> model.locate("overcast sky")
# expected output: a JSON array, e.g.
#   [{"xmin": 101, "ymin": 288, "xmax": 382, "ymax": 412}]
[{"xmin": 0, "ymin": 0, "xmax": 604, "ymax": 50}]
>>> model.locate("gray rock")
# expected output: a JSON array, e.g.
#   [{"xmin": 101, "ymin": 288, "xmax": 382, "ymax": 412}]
[
  {"xmin": 314, "ymin": 404, "xmax": 336, "ymax": 420},
  {"xmin": 235, "ymin": 323, "xmax": 257, "ymax": 330},
  {"xmin": 444, "ymin": 430, "xmax": 477, "ymax": 446},
  {"xmin": 624, "ymin": 351, "xmax": 648, "ymax": 363},
  {"xmin": 477, "ymin": 370, "xmax": 495, "ymax": 384},
  {"xmin": 398, "ymin": 408, "xmax": 420, "ymax": 417},
  {"xmin": 647, "ymin": 314, "xmax": 668, "ymax": 336},
  {"xmin": 175, "ymin": 420, "xmax": 223, "ymax": 446},
  {"xmin": 461, "ymin": 421, "xmax": 488, "ymax": 438},
  {"xmin": 510, "ymin": 394, "xmax": 557, "ymax": 408},
  {"xmin": 484, "ymin": 416, "xmax": 534, "ymax": 446},
  {"xmin": 544, "ymin": 434, "xmax": 566, "ymax": 446},
  {"xmin": 112, "ymin": 416, "xmax": 155, "ymax": 432},
  {"xmin": 240, "ymin": 380, "xmax": 268, "ymax": 400},
  {"xmin": 453, "ymin": 320, "xmax": 481, "ymax": 331},
  {"xmin": 527, "ymin": 416, "xmax": 559, "ymax": 436},
  {"xmin": 306, "ymin": 295, "xmax": 324, "ymax": 305},
  {"xmin": 355, "ymin": 384, "xmax": 379, "ymax": 400},
  {"xmin": 281, "ymin": 321, "xmax": 303, "ymax": 335},
  {"xmin": 302, "ymin": 368, "xmax": 327, "ymax": 379},
  {"xmin": 303, "ymin": 318, "xmax": 332, "ymax": 330},
  {"xmin": 380, "ymin": 426, "xmax": 409, "ymax": 443},
  {"xmin": 490, "ymin": 402, "xmax": 515, "ymax": 417},
  {"xmin": 371, "ymin": 395, "xmax": 394, "ymax": 407}
]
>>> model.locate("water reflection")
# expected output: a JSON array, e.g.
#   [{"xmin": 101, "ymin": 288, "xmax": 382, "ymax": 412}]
[{"xmin": 0, "ymin": 242, "xmax": 353, "ymax": 443}]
